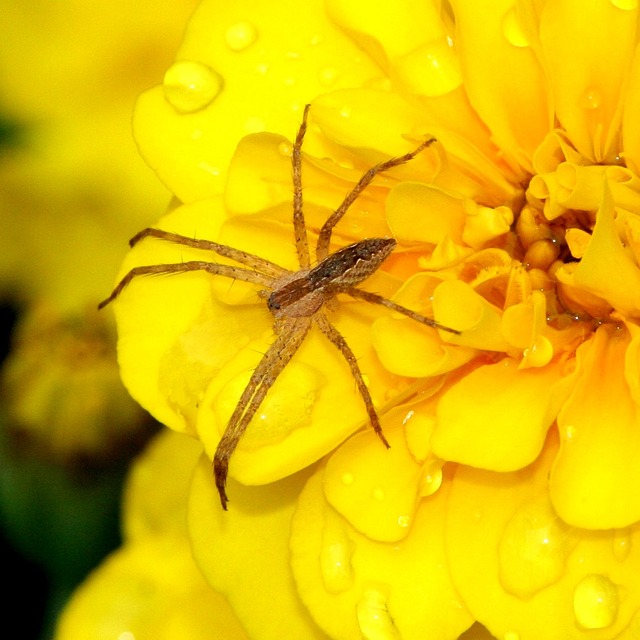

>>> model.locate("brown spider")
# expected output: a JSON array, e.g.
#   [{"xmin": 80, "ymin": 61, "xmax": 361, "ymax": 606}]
[{"xmin": 100, "ymin": 104, "xmax": 459, "ymax": 509}]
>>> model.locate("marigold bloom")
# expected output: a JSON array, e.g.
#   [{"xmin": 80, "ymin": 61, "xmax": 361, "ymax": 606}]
[{"xmin": 106, "ymin": 0, "xmax": 640, "ymax": 638}]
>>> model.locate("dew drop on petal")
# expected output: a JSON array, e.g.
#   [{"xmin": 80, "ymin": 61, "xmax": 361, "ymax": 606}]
[
  {"xmin": 564, "ymin": 424, "xmax": 578, "ymax": 441},
  {"xmin": 278, "ymin": 140, "xmax": 293, "ymax": 158},
  {"xmin": 580, "ymin": 87, "xmax": 604, "ymax": 110},
  {"xmin": 609, "ymin": 0, "xmax": 637, "ymax": 10},
  {"xmin": 339, "ymin": 104, "xmax": 352, "ymax": 119},
  {"xmin": 163, "ymin": 61, "xmax": 223, "ymax": 114},
  {"xmin": 418, "ymin": 460, "xmax": 443, "ymax": 497},
  {"xmin": 613, "ymin": 529, "xmax": 632, "ymax": 561},
  {"xmin": 225, "ymin": 21, "xmax": 258, "ymax": 51},
  {"xmin": 320, "ymin": 523, "xmax": 354, "ymax": 594},
  {"xmin": 498, "ymin": 498, "xmax": 574, "ymax": 599},
  {"xmin": 501, "ymin": 7, "xmax": 530, "ymax": 48},
  {"xmin": 504, "ymin": 632, "xmax": 521, "ymax": 640},
  {"xmin": 319, "ymin": 66, "xmax": 340, "ymax": 87},
  {"xmin": 573, "ymin": 574, "xmax": 619, "ymax": 629},
  {"xmin": 357, "ymin": 590, "xmax": 401, "ymax": 640},
  {"xmin": 341, "ymin": 472, "xmax": 354, "ymax": 486},
  {"xmin": 397, "ymin": 514, "xmax": 411, "ymax": 529},
  {"xmin": 372, "ymin": 487, "xmax": 385, "ymax": 501}
]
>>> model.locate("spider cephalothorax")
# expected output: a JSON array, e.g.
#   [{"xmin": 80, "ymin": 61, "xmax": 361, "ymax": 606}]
[{"xmin": 100, "ymin": 105, "xmax": 459, "ymax": 509}]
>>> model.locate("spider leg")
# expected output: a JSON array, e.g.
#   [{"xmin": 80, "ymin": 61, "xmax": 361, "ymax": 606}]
[
  {"xmin": 213, "ymin": 316, "xmax": 312, "ymax": 509},
  {"xmin": 292, "ymin": 104, "xmax": 312, "ymax": 269},
  {"xmin": 98, "ymin": 261, "xmax": 276, "ymax": 309},
  {"xmin": 129, "ymin": 228, "xmax": 289, "ymax": 279},
  {"xmin": 345, "ymin": 287, "xmax": 461, "ymax": 335},
  {"xmin": 313, "ymin": 311, "xmax": 389, "ymax": 449},
  {"xmin": 316, "ymin": 137, "xmax": 437, "ymax": 261}
]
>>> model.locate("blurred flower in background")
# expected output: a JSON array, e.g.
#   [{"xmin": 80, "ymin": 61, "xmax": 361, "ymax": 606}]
[
  {"xmin": 0, "ymin": 1, "xmax": 198, "ymax": 637},
  {"xmin": 5, "ymin": 0, "xmax": 640, "ymax": 639}
]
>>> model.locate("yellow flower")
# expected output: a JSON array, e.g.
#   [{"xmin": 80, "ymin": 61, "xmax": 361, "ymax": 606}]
[
  {"xmin": 108, "ymin": 0, "xmax": 640, "ymax": 638},
  {"xmin": 55, "ymin": 430, "xmax": 250, "ymax": 640}
]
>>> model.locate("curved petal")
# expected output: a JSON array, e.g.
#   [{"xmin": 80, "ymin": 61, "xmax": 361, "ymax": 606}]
[
  {"xmin": 551, "ymin": 324, "xmax": 640, "ymax": 528},
  {"xmin": 433, "ymin": 357, "xmax": 566, "ymax": 470},
  {"xmin": 133, "ymin": 0, "xmax": 382, "ymax": 202},
  {"xmin": 188, "ymin": 455, "xmax": 326, "ymax": 640},
  {"xmin": 446, "ymin": 430, "xmax": 640, "ymax": 639},
  {"xmin": 290, "ymin": 463, "xmax": 473, "ymax": 640}
]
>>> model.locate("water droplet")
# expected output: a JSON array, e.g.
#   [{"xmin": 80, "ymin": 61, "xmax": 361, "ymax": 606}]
[
  {"xmin": 573, "ymin": 574, "xmax": 619, "ymax": 629},
  {"xmin": 339, "ymin": 104, "xmax": 352, "ymax": 119},
  {"xmin": 372, "ymin": 487, "xmax": 385, "ymax": 501},
  {"xmin": 163, "ymin": 61, "xmax": 223, "ymax": 114},
  {"xmin": 397, "ymin": 515, "xmax": 411, "ymax": 528},
  {"xmin": 613, "ymin": 529, "xmax": 632, "ymax": 561},
  {"xmin": 504, "ymin": 632, "xmax": 521, "ymax": 640},
  {"xmin": 501, "ymin": 7, "xmax": 530, "ymax": 47},
  {"xmin": 580, "ymin": 87, "xmax": 603, "ymax": 110},
  {"xmin": 609, "ymin": 0, "xmax": 637, "ymax": 10},
  {"xmin": 357, "ymin": 590, "xmax": 400, "ymax": 640},
  {"xmin": 255, "ymin": 62, "xmax": 270, "ymax": 76},
  {"xmin": 225, "ymin": 21, "xmax": 258, "ymax": 51},
  {"xmin": 320, "ymin": 523, "xmax": 354, "ymax": 594},
  {"xmin": 498, "ymin": 498, "xmax": 575, "ymax": 599},
  {"xmin": 564, "ymin": 424, "xmax": 578, "ymax": 441},
  {"xmin": 283, "ymin": 76, "xmax": 297, "ymax": 87},
  {"xmin": 418, "ymin": 461, "xmax": 443, "ymax": 497},
  {"xmin": 278, "ymin": 141, "xmax": 293, "ymax": 158},
  {"xmin": 341, "ymin": 472, "xmax": 354, "ymax": 486},
  {"xmin": 319, "ymin": 66, "xmax": 340, "ymax": 86}
]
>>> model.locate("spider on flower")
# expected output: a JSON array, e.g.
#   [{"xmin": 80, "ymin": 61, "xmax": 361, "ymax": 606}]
[{"xmin": 100, "ymin": 104, "xmax": 460, "ymax": 509}]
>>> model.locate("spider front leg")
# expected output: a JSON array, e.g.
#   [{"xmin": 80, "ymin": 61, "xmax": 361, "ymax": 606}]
[
  {"xmin": 213, "ymin": 315, "xmax": 312, "ymax": 509},
  {"xmin": 316, "ymin": 136, "xmax": 437, "ymax": 260},
  {"xmin": 98, "ymin": 261, "xmax": 276, "ymax": 309}
]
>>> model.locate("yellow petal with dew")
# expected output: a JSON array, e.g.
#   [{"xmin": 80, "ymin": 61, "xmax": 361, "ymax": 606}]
[
  {"xmin": 622, "ymin": 42, "xmax": 640, "ymax": 174},
  {"xmin": 290, "ymin": 464, "xmax": 473, "ymax": 640},
  {"xmin": 133, "ymin": 0, "xmax": 381, "ymax": 202},
  {"xmin": 323, "ymin": 412, "xmax": 427, "ymax": 543},
  {"xmin": 551, "ymin": 324, "xmax": 640, "ymax": 528},
  {"xmin": 386, "ymin": 182, "xmax": 466, "ymax": 245},
  {"xmin": 433, "ymin": 357, "xmax": 565, "ymax": 471},
  {"xmin": 113, "ymin": 201, "xmax": 273, "ymax": 436},
  {"xmin": 188, "ymin": 455, "xmax": 326, "ymax": 640},
  {"xmin": 539, "ymin": 0, "xmax": 637, "ymax": 162},
  {"xmin": 449, "ymin": 0, "xmax": 550, "ymax": 172},
  {"xmin": 312, "ymin": 88, "xmax": 521, "ymax": 207},
  {"xmin": 446, "ymin": 430, "xmax": 640, "ymax": 639}
]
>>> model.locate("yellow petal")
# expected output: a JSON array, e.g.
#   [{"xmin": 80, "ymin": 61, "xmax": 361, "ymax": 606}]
[
  {"xmin": 433, "ymin": 357, "xmax": 565, "ymax": 470},
  {"xmin": 446, "ymin": 430, "xmax": 640, "ymax": 639},
  {"xmin": 552, "ymin": 324, "xmax": 640, "ymax": 528},
  {"xmin": 55, "ymin": 536, "xmax": 248, "ymax": 640},
  {"xmin": 573, "ymin": 183, "xmax": 640, "ymax": 318},
  {"xmin": 188, "ymin": 455, "xmax": 326, "ymax": 640},
  {"xmin": 539, "ymin": 0, "xmax": 637, "ymax": 161},
  {"xmin": 450, "ymin": 0, "xmax": 550, "ymax": 172},
  {"xmin": 133, "ymin": 0, "xmax": 381, "ymax": 202},
  {"xmin": 290, "ymin": 464, "xmax": 473, "ymax": 640},
  {"xmin": 323, "ymin": 414, "xmax": 426, "ymax": 542},
  {"xmin": 122, "ymin": 429, "xmax": 203, "ymax": 541}
]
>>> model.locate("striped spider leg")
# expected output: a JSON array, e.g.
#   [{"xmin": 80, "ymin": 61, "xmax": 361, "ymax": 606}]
[{"xmin": 100, "ymin": 104, "xmax": 459, "ymax": 509}]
